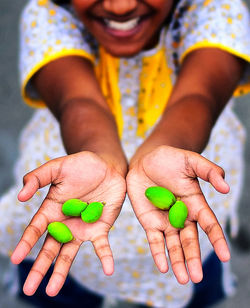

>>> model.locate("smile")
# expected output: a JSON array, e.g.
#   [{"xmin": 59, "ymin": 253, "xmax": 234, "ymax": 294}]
[{"xmin": 104, "ymin": 17, "xmax": 140, "ymax": 31}]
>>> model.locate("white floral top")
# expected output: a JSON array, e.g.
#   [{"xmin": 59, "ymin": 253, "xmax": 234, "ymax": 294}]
[{"xmin": 0, "ymin": 0, "xmax": 249, "ymax": 307}]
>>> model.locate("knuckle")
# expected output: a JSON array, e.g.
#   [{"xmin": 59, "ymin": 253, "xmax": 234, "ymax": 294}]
[
  {"xmin": 204, "ymin": 222, "xmax": 218, "ymax": 235},
  {"xmin": 93, "ymin": 234, "xmax": 107, "ymax": 246},
  {"xmin": 97, "ymin": 244, "xmax": 110, "ymax": 257},
  {"xmin": 34, "ymin": 174, "xmax": 42, "ymax": 189},
  {"xmin": 152, "ymin": 251, "xmax": 165, "ymax": 259},
  {"xmin": 171, "ymin": 260, "xmax": 184, "ymax": 268},
  {"xmin": 28, "ymin": 224, "xmax": 42, "ymax": 239},
  {"xmin": 53, "ymin": 271, "xmax": 66, "ymax": 281},
  {"xmin": 21, "ymin": 238, "xmax": 33, "ymax": 251},
  {"xmin": 186, "ymin": 256, "xmax": 200, "ymax": 263},
  {"xmin": 149, "ymin": 239, "xmax": 163, "ymax": 248},
  {"xmin": 30, "ymin": 268, "xmax": 45, "ymax": 279},
  {"xmin": 212, "ymin": 236, "xmax": 225, "ymax": 246},
  {"xmin": 147, "ymin": 230, "xmax": 162, "ymax": 243},
  {"xmin": 58, "ymin": 254, "xmax": 73, "ymax": 264},
  {"xmin": 24, "ymin": 173, "xmax": 41, "ymax": 188},
  {"xmin": 99, "ymin": 252, "xmax": 112, "ymax": 261},
  {"xmin": 41, "ymin": 248, "xmax": 55, "ymax": 262},
  {"xmin": 181, "ymin": 237, "xmax": 194, "ymax": 250},
  {"xmin": 93, "ymin": 235, "xmax": 111, "ymax": 256},
  {"xmin": 168, "ymin": 244, "xmax": 182, "ymax": 255},
  {"xmin": 165, "ymin": 229, "xmax": 178, "ymax": 238}
]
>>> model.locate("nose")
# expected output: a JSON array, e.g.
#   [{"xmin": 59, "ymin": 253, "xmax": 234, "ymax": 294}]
[{"xmin": 103, "ymin": 0, "xmax": 137, "ymax": 16}]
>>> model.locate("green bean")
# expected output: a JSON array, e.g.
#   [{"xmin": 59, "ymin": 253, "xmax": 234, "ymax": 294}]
[
  {"xmin": 168, "ymin": 201, "xmax": 188, "ymax": 229},
  {"xmin": 47, "ymin": 222, "xmax": 74, "ymax": 243},
  {"xmin": 62, "ymin": 199, "xmax": 88, "ymax": 216},
  {"xmin": 145, "ymin": 186, "xmax": 176, "ymax": 210},
  {"xmin": 81, "ymin": 202, "xmax": 104, "ymax": 223}
]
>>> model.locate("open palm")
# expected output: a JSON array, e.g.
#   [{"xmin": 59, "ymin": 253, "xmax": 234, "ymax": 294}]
[
  {"xmin": 11, "ymin": 151, "xmax": 126, "ymax": 296},
  {"xmin": 127, "ymin": 146, "xmax": 230, "ymax": 284}
]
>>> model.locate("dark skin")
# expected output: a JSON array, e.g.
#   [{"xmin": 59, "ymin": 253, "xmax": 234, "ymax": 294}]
[
  {"xmin": 11, "ymin": 0, "xmax": 246, "ymax": 297},
  {"xmin": 72, "ymin": 0, "xmax": 175, "ymax": 56},
  {"xmin": 131, "ymin": 48, "xmax": 245, "ymax": 158},
  {"xmin": 30, "ymin": 56, "xmax": 128, "ymax": 174},
  {"xmin": 128, "ymin": 48, "xmax": 246, "ymax": 282}
]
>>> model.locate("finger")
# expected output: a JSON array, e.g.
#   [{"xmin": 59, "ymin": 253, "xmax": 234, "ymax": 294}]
[
  {"xmin": 180, "ymin": 223, "xmax": 203, "ymax": 283},
  {"xmin": 18, "ymin": 159, "xmax": 62, "ymax": 202},
  {"xmin": 183, "ymin": 192, "xmax": 231, "ymax": 263},
  {"xmin": 190, "ymin": 153, "xmax": 230, "ymax": 194},
  {"xmin": 197, "ymin": 206, "xmax": 230, "ymax": 262},
  {"xmin": 46, "ymin": 239, "xmax": 81, "ymax": 297},
  {"xmin": 23, "ymin": 235, "xmax": 61, "ymax": 296},
  {"xmin": 92, "ymin": 234, "xmax": 114, "ymax": 276},
  {"xmin": 165, "ymin": 229, "xmax": 189, "ymax": 284},
  {"xmin": 11, "ymin": 211, "xmax": 49, "ymax": 264},
  {"xmin": 146, "ymin": 229, "xmax": 168, "ymax": 273}
]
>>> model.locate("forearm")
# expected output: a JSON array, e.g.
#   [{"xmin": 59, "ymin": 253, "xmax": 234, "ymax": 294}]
[
  {"xmin": 32, "ymin": 56, "xmax": 127, "ymax": 176},
  {"xmin": 131, "ymin": 49, "xmax": 246, "ymax": 166},
  {"xmin": 59, "ymin": 97, "xmax": 127, "ymax": 175},
  {"xmin": 140, "ymin": 94, "xmax": 214, "ymax": 153}
]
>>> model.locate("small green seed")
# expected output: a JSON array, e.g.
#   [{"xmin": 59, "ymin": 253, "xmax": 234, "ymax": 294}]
[
  {"xmin": 168, "ymin": 201, "xmax": 188, "ymax": 229},
  {"xmin": 145, "ymin": 186, "xmax": 176, "ymax": 210},
  {"xmin": 81, "ymin": 202, "xmax": 104, "ymax": 223},
  {"xmin": 62, "ymin": 199, "xmax": 88, "ymax": 216},
  {"xmin": 47, "ymin": 222, "xmax": 74, "ymax": 243}
]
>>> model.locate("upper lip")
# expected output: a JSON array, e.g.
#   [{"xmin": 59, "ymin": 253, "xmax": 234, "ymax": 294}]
[
  {"xmin": 89, "ymin": 11, "xmax": 152, "ymax": 23},
  {"xmin": 92, "ymin": 15, "xmax": 142, "ymax": 22},
  {"xmin": 87, "ymin": 2, "xmax": 155, "ymax": 23}
]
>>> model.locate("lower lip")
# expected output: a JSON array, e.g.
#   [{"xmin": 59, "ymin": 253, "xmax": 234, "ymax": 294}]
[{"xmin": 101, "ymin": 18, "xmax": 147, "ymax": 39}]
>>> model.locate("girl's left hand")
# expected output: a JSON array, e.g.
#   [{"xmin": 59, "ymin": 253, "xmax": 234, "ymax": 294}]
[{"xmin": 126, "ymin": 145, "xmax": 230, "ymax": 284}]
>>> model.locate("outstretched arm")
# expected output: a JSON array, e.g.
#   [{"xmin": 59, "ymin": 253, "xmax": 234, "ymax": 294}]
[
  {"xmin": 127, "ymin": 48, "xmax": 246, "ymax": 283},
  {"xmin": 32, "ymin": 56, "xmax": 127, "ymax": 174},
  {"xmin": 131, "ymin": 48, "xmax": 246, "ymax": 159},
  {"xmin": 11, "ymin": 56, "xmax": 127, "ymax": 296}
]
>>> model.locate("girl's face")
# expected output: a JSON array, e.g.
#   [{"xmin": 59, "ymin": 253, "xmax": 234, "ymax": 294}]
[{"xmin": 72, "ymin": 0, "xmax": 174, "ymax": 57}]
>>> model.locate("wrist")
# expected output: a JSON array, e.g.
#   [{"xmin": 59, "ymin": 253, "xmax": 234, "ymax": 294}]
[
  {"xmin": 157, "ymin": 95, "xmax": 214, "ymax": 152},
  {"xmin": 94, "ymin": 151, "xmax": 128, "ymax": 177},
  {"xmin": 130, "ymin": 97, "xmax": 215, "ymax": 169},
  {"xmin": 136, "ymin": 96, "xmax": 214, "ymax": 156},
  {"xmin": 59, "ymin": 98, "xmax": 128, "ymax": 176}
]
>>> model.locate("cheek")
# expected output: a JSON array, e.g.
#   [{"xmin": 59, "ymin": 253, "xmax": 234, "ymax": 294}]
[
  {"xmin": 146, "ymin": 0, "xmax": 174, "ymax": 16},
  {"xmin": 147, "ymin": 0, "xmax": 173, "ymax": 6},
  {"xmin": 72, "ymin": 0, "xmax": 95, "ymax": 12}
]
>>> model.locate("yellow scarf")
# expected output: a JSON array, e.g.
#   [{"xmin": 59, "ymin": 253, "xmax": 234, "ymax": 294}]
[{"xmin": 95, "ymin": 46, "xmax": 174, "ymax": 138}]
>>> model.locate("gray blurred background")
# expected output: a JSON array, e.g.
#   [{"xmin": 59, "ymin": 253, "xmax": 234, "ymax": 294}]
[{"xmin": 0, "ymin": 0, "xmax": 249, "ymax": 307}]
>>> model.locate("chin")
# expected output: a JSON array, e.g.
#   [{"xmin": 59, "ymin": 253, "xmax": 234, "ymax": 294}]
[{"xmin": 103, "ymin": 43, "xmax": 145, "ymax": 58}]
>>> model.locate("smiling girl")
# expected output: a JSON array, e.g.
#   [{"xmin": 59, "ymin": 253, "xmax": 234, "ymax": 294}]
[
  {"xmin": 69, "ymin": 0, "xmax": 176, "ymax": 56},
  {"xmin": 0, "ymin": 0, "xmax": 249, "ymax": 307}
]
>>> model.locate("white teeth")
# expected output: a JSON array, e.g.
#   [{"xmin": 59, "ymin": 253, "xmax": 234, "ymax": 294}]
[{"xmin": 104, "ymin": 17, "xmax": 139, "ymax": 31}]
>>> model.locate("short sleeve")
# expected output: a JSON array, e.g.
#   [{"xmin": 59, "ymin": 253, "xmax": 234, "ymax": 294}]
[
  {"xmin": 174, "ymin": 0, "xmax": 250, "ymax": 96},
  {"xmin": 19, "ymin": 0, "xmax": 97, "ymax": 107}
]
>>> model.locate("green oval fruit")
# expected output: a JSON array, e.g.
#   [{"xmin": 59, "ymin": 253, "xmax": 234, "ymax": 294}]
[
  {"xmin": 47, "ymin": 222, "xmax": 74, "ymax": 243},
  {"xmin": 81, "ymin": 202, "xmax": 104, "ymax": 223},
  {"xmin": 62, "ymin": 199, "xmax": 88, "ymax": 216},
  {"xmin": 168, "ymin": 201, "xmax": 188, "ymax": 229},
  {"xmin": 145, "ymin": 186, "xmax": 176, "ymax": 210}
]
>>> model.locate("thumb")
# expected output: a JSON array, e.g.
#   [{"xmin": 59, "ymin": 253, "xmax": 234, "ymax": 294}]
[
  {"xmin": 190, "ymin": 152, "xmax": 230, "ymax": 194},
  {"xmin": 18, "ymin": 158, "xmax": 63, "ymax": 202}
]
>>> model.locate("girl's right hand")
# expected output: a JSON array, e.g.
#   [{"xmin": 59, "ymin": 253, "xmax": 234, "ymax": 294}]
[{"xmin": 11, "ymin": 151, "xmax": 126, "ymax": 297}]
